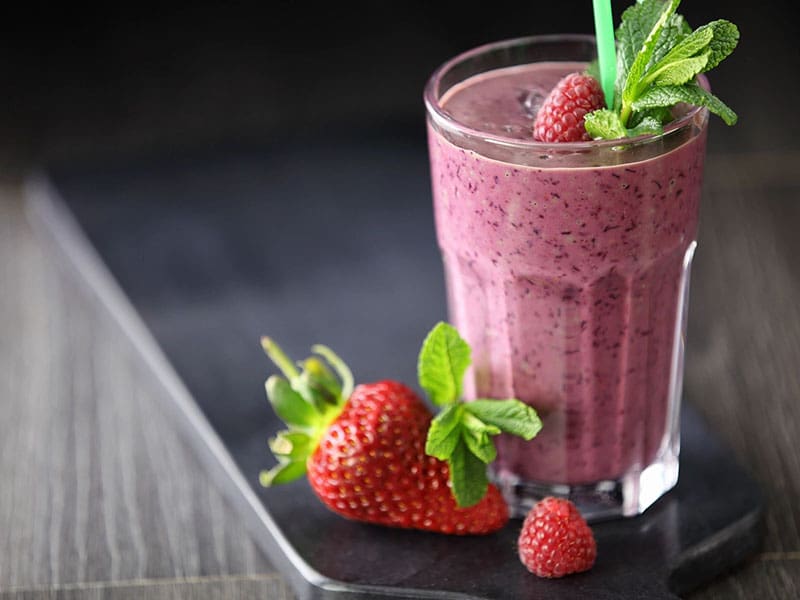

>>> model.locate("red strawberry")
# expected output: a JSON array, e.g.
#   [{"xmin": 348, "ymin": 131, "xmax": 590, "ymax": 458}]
[
  {"xmin": 533, "ymin": 72, "xmax": 605, "ymax": 143},
  {"xmin": 517, "ymin": 497, "xmax": 597, "ymax": 578},
  {"xmin": 258, "ymin": 336, "xmax": 511, "ymax": 535},
  {"xmin": 308, "ymin": 381, "xmax": 508, "ymax": 534}
]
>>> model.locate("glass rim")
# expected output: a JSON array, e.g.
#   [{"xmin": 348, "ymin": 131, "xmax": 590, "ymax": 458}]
[{"xmin": 423, "ymin": 33, "xmax": 707, "ymax": 152}]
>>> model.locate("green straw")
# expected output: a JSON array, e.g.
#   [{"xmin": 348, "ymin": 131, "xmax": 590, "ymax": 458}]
[{"xmin": 592, "ymin": 0, "xmax": 617, "ymax": 109}]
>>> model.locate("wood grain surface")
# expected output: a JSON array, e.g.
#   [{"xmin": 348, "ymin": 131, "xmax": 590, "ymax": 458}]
[
  {"xmin": 683, "ymin": 153, "xmax": 800, "ymax": 598},
  {"xmin": 0, "ymin": 188, "xmax": 290, "ymax": 599},
  {"xmin": 0, "ymin": 152, "xmax": 799, "ymax": 599}
]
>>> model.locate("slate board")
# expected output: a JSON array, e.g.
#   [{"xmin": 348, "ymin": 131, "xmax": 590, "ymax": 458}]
[{"xmin": 35, "ymin": 125, "xmax": 763, "ymax": 599}]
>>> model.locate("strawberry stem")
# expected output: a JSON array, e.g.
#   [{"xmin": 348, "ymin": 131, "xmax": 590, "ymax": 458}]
[{"xmin": 260, "ymin": 337, "xmax": 358, "ymax": 489}]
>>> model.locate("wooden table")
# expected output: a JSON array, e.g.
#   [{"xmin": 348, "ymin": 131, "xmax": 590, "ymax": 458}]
[{"xmin": 1, "ymin": 151, "xmax": 799, "ymax": 598}]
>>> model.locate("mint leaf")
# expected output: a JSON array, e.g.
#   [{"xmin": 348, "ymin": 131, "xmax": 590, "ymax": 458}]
[
  {"xmin": 586, "ymin": 108, "xmax": 664, "ymax": 138},
  {"xmin": 615, "ymin": 0, "xmax": 671, "ymax": 101},
  {"xmin": 648, "ymin": 10, "xmax": 691, "ymax": 69},
  {"xmin": 266, "ymin": 375, "xmax": 320, "ymax": 429},
  {"xmin": 649, "ymin": 52, "xmax": 709, "ymax": 86},
  {"xmin": 418, "ymin": 322, "xmax": 471, "ymax": 407},
  {"xmin": 632, "ymin": 82, "xmax": 737, "ymax": 125},
  {"xmin": 629, "ymin": 106, "xmax": 673, "ymax": 127},
  {"xmin": 462, "ymin": 426, "xmax": 497, "ymax": 464},
  {"xmin": 425, "ymin": 404, "xmax": 463, "ymax": 460},
  {"xmin": 461, "ymin": 410, "xmax": 500, "ymax": 464},
  {"xmin": 465, "ymin": 400, "xmax": 542, "ymax": 440},
  {"xmin": 585, "ymin": 109, "xmax": 627, "ymax": 140},
  {"xmin": 621, "ymin": 0, "xmax": 682, "ymax": 123},
  {"xmin": 627, "ymin": 116, "xmax": 664, "ymax": 136},
  {"xmin": 698, "ymin": 20, "xmax": 739, "ymax": 71},
  {"xmin": 653, "ymin": 25, "xmax": 713, "ymax": 68},
  {"xmin": 449, "ymin": 437, "xmax": 489, "ymax": 507}
]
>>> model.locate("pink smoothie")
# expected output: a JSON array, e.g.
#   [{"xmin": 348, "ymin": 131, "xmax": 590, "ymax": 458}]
[{"xmin": 428, "ymin": 62, "xmax": 707, "ymax": 485}]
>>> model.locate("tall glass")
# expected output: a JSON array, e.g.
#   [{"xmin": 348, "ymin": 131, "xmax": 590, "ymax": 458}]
[{"xmin": 424, "ymin": 36, "xmax": 708, "ymax": 520}]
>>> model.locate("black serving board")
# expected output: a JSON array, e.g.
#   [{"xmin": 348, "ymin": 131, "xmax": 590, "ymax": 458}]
[{"xmin": 33, "ymin": 125, "xmax": 763, "ymax": 599}]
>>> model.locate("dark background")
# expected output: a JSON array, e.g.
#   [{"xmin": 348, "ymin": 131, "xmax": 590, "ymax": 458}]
[
  {"xmin": 12, "ymin": 0, "xmax": 795, "ymax": 459},
  {"xmin": 0, "ymin": 0, "xmax": 797, "ymax": 173},
  {"xmin": 3, "ymin": 4, "xmax": 796, "ymax": 596}
]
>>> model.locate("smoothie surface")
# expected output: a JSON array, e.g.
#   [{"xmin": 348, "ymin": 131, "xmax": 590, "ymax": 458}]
[{"xmin": 440, "ymin": 62, "xmax": 586, "ymax": 140}]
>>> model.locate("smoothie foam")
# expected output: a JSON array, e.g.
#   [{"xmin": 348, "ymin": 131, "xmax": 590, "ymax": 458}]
[{"xmin": 428, "ymin": 62, "xmax": 706, "ymax": 485}]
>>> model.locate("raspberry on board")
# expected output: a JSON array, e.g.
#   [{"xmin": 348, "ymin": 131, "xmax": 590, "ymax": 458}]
[
  {"xmin": 533, "ymin": 73, "xmax": 605, "ymax": 143},
  {"xmin": 518, "ymin": 497, "xmax": 597, "ymax": 578}
]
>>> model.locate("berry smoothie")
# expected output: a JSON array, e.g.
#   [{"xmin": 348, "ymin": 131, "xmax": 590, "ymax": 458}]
[{"xmin": 426, "ymin": 55, "xmax": 707, "ymax": 506}]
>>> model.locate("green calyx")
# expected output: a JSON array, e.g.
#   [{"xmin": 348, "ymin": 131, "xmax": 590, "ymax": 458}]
[
  {"xmin": 586, "ymin": 0, "xmax": 739, "ymax": 140},
  {"xmin": 259, "ymin": 337, "xmax": 353, "ymax": 487},
  {"xmin": 419, "ymin": 323, "xmax": 542, "ymax": 508}
]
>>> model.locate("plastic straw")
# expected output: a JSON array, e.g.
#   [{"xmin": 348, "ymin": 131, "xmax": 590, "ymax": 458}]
[{"xmin": 592, "ymin": 0, "xmax": 617, "ymax": 109}]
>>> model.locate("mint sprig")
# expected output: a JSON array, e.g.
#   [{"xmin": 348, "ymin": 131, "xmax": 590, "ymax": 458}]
[
  {"xmin": 419, "ymin": 323, "xmax": 542, "ymax": 507},
  {"xmin": 588, "ymin": 0, "xmax": 739, "ymax": 139}
]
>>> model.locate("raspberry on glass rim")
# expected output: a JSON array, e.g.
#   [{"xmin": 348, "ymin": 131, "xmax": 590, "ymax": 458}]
[{"xmin": 533, "ymin": 72, "xmax": 605, "ymax": 142}]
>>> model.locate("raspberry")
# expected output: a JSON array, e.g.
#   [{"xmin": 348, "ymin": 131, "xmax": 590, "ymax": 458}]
[
  {"xmin": 533, "ymin": 73, "xmax": 605, "ymax": 143},
  {"xmin": 517, "ymin": 497, "xmax": 597, "ymax": 578}
]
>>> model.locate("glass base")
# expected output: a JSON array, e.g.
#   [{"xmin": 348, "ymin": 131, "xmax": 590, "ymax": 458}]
[{"xmin": 494, "ymin": 453, "xmax": 679, "ymax": 522}]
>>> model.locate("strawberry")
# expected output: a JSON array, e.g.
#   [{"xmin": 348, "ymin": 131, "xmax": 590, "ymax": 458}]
[
  {"xmin": 517, "ymin": 497, "xmax": 597, "ymax": 578},
  {"xmin": 533, "ymin": 72, "xmax": 605, "ymax": 143},
  {"xmin": 308, "ymin": 380, "xmax": 508, "ymax": 533},
  {"xmin": 260, "ymin": 323, "xmax": 543, "ymax": 535}
]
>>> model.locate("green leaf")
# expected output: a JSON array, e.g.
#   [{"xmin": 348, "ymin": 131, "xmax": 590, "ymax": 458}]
[
  {"xmin": 417, "ymin": 322, "xmax": 471, "ymax": 407},
  {"xmin": 465, "ymin": 400, "xmax": 543, "ymax": 440},
  {"xmin": 260, "ymin": 460, "xmax": 307, "ymax": 486},
  {"xmin": 462, "ymin": 427, "xmax": 497, "ymax": 464},
  {"xmin": 294, "ymin": 356, "xmax": 342, "ymax": 411},
  {"xmin": 462, "ymin": 411, "xmax": 501, "ymax": 437},
  {"xmin": 622, "ymin": 0, "xmax": 682, "ymax": 121},
  {"xmin": 461, "ymin": 411, "xmax": 500, "ymax": 464},
  {"xmin": 627, "ymin": 116, "xmax": 664, "ymax": 136},
  {"xmin": 648, "ymin": 11, "xmax": 691, "ymax": 70},
  {"xmin": 652, "ymin": 25, "xmax": 713, "ymax": 69},
  {"xmin": 448, "ymin": 437, "xmax": 489, "ymax": 507},
  {"xmin": 269, "ymin": 430, "xmax": 313, "ymax": 462},
  {"xmin": 612, "ymin": 1, "xmax": 738, "ymax": 130},
  {"xmin": 312, "ymin": 344, "xmax": 354, "ymax": 402},
  {"xmin": 698, "ymin": 20, "xmax": 739, "ymax": 71},
  {"xmin": 616, "ymin": 0, "xmax": 671, "ymax": 97},
  {"xmin": 261, "ymin": 337, "xmax": 300, "ymax": 381},
  {"xmin": 629, "ymin": 106, "xmax": 673, "ymax": 127},
  {"xmin": 632, "ymin": 83, "xmax": 738, "ymax": 125},
  {"xmin": 584, "ymin": 109, "xmax": 627, "ymax": 140},
  {"xmin": 649, "ymin": 52, "xmax": 709, "ymax": 86},
  {"xmin": 425, "ymin": 404, "xmax": 463, "ymax": 460},
  {"xmin": 266, "ymin": 375, "xmax": 320, "ymax": 428}
]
